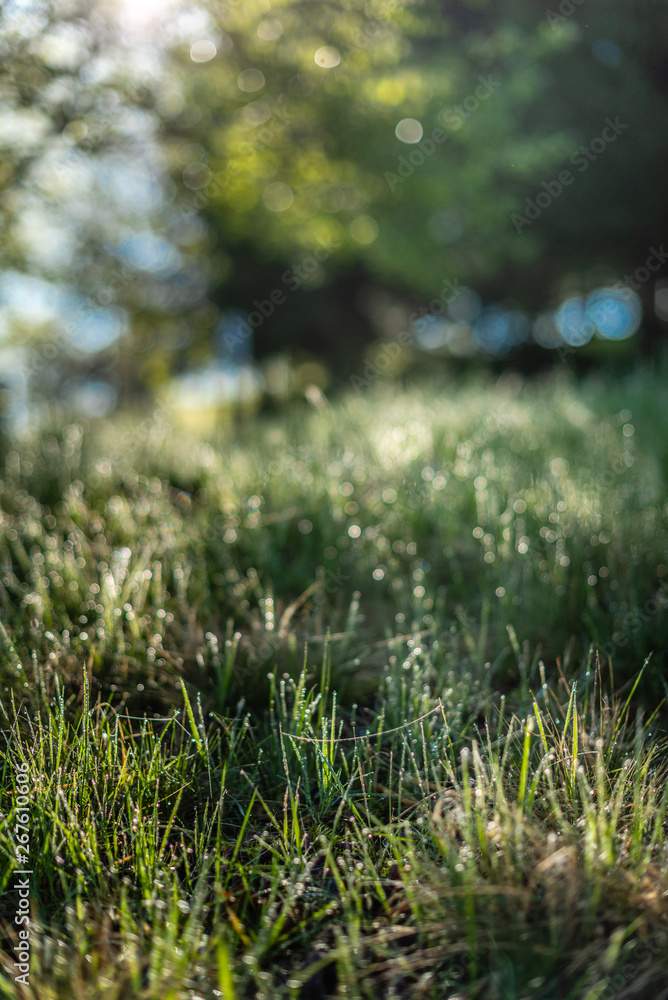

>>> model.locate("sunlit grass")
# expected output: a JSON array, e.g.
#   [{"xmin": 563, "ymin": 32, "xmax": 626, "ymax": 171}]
[{"xmin": 0, "ymin": 369, "xmax": 667, "ymax": 998}]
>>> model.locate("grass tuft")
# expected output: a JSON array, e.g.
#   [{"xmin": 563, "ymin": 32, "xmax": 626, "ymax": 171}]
[{"xmin": 1, "ymin": 372, "xmax": 668, "ymax": 998}]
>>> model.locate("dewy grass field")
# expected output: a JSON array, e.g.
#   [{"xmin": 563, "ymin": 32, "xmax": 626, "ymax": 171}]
[{"xmin": 1, "ymin": 370, "xmax": 667, "ymax": 1000}]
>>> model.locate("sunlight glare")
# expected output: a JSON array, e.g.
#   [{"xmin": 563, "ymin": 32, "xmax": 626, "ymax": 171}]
[{"xmin": 116, "ymin": 0, "xmax": 180, "ymax": 29}]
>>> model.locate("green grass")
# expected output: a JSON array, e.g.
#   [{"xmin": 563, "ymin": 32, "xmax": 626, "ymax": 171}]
[{"xmin": 1, "ymin": 369, "xmax": 667, "ymax": 999}]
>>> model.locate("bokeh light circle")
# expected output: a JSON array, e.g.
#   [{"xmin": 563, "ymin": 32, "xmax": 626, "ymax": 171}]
[
  {"xmin": 533, "ymin": 313, "xmax": 562, "ymax": 349},
  {"xmin": 555, "ymin": 297, "xmax": 595, "ymax": 346},
  {"xmin": 182, "ymin": 162, "xmax": 211, "ymax": 190},
  {"xmin": 190, "ymin": 40, "xmax": 217, "ymax": 63},
  {"xmin": 349, "ymin": 216, "xmax": 379, "ymax": 244},
  {"xmin": 238, "ymin": 69, "xmax": 265, "ymax": 92},
  {"xmin": 263, "ymin": 182, "xmax": 294, "ymax": 212},
  {"xmin": 586, "ymin": 287, "xmax": 641, "ymax": 340},
  {"xmin": 592, "ymin": 38, "xmax": 622, "ymax": 68},
  {"xmin": 473, "ymin": 308, "xmax": 512, "ymax": 355},
  {"xmin": 314, "ymin": 46, "xmax": 341, "ymax": 68},
  {"xmin": 395, "ymin": 118, "xmax": 423, "ymax": 143},
  {"xmin": 412, "ymin": 315, "xmax": 449, "ymax": 351},
  {"xmin": 258, "ymin": 19, "xmax": 283, "ymax": 41}
]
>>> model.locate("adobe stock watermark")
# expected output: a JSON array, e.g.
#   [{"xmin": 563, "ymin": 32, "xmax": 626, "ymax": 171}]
[
  {"xmin": 313, "ymin": 565, "xmax": 352, "ymax": 606},
  {"xmin": 177, "ymin": 97, "xmax": 293, "ymax": 220},
  {"xmin": 384, "ymin": 125, "xmax": 449, "ymax": 192},
  {"xmin": 554, "ymin": 243, "xmax": 667, "ymax": 364},
  {"xmin": 349, "ymin": 0, "xmax": 405, "ymax": 50},
  {"xmin": 599, "ymin": 581, "xmax": 668, "ymax": 660},
  {"xmin": 385, "ymin": 76, "xmax": 502, "ymax": 192},
  {"xmin": 408, "ymin": 276, "xmax": 460, "ymax": 331},
  {"xmin": 213, "ymin": 98, "xmax": 291, "ymax": 176},
  {"xmin": 511, "ymin": 117, "xmax": 629, "ymax": 233},
  {"xmin": 222, "ymin": 238, "xmax": 341, "ymax": 355},
  {"xmin": 242, "ymin": 96, "xmax": 293, "ymax": 155},
  {"xmin": 350, "ymin": 275, "xmax": 460, "ymax": 391},
  {"xmin": 440, "ymin": 75, "xmax": 503, "ymax": 129},
  {"xmin": 611, "ymin": 244, "xmax": 668, "ymax": 293},
  {"xmin": 596, "ymin": 929, "xmax": 668, "ymax": 1000},
  {"xmin": 545, "ymin": 0, "xmax": 588, "ymax": 29},
  {"xmin": 12, "ymin": 759, "xmax": 32, "ymax": 987}
]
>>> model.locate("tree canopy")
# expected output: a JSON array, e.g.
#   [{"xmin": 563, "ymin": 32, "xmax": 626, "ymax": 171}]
[{"xmin": 1, "ymin": 0, "xmax": 667, "ymax": 404}]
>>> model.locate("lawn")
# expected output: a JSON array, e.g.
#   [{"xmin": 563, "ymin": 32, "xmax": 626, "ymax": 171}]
[{"xmin": 1, "ymin": 369, "xmax": 667, "ymax": 999}]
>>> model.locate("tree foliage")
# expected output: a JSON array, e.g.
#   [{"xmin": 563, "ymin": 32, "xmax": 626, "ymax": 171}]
[{"xmin": 1, "ymin": 0, "xmax": 668, "ymax": 390}]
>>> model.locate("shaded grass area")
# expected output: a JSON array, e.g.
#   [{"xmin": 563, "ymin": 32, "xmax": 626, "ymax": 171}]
[{"xmin": 0, "ymin": 370, "xmax": 667, "ymax": 998}]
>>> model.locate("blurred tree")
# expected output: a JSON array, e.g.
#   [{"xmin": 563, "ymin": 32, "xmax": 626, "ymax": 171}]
[
  {"xmin": 0, "ymin": 0, "xmax": 212, "ymax": 410},
  {"xmin": 2, "ymin": 0, "xmax": 668, "ymax": 407},
  {"xmin": 165, "ymin": 0, "xmax": 668, "ymax": 364},
  {"xmin": 162, "ymin": 0, "xmax": 570, "ymax": 361}
]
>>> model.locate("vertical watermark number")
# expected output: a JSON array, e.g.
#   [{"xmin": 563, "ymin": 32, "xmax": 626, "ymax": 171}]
[{"xmin": 12, "ymin": 760, "xmax": 31, "ymax": 987}]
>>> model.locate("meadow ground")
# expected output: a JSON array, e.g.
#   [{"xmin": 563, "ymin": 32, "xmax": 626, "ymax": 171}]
[{"xmin": 1, "ymin": 368, "xmax": 667, "ymax": 999}]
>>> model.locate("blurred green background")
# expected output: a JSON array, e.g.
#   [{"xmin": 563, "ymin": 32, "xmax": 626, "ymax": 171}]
[{"xmin": 1, "ymin": 0, "xmax": 668, "ymax": 429}]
